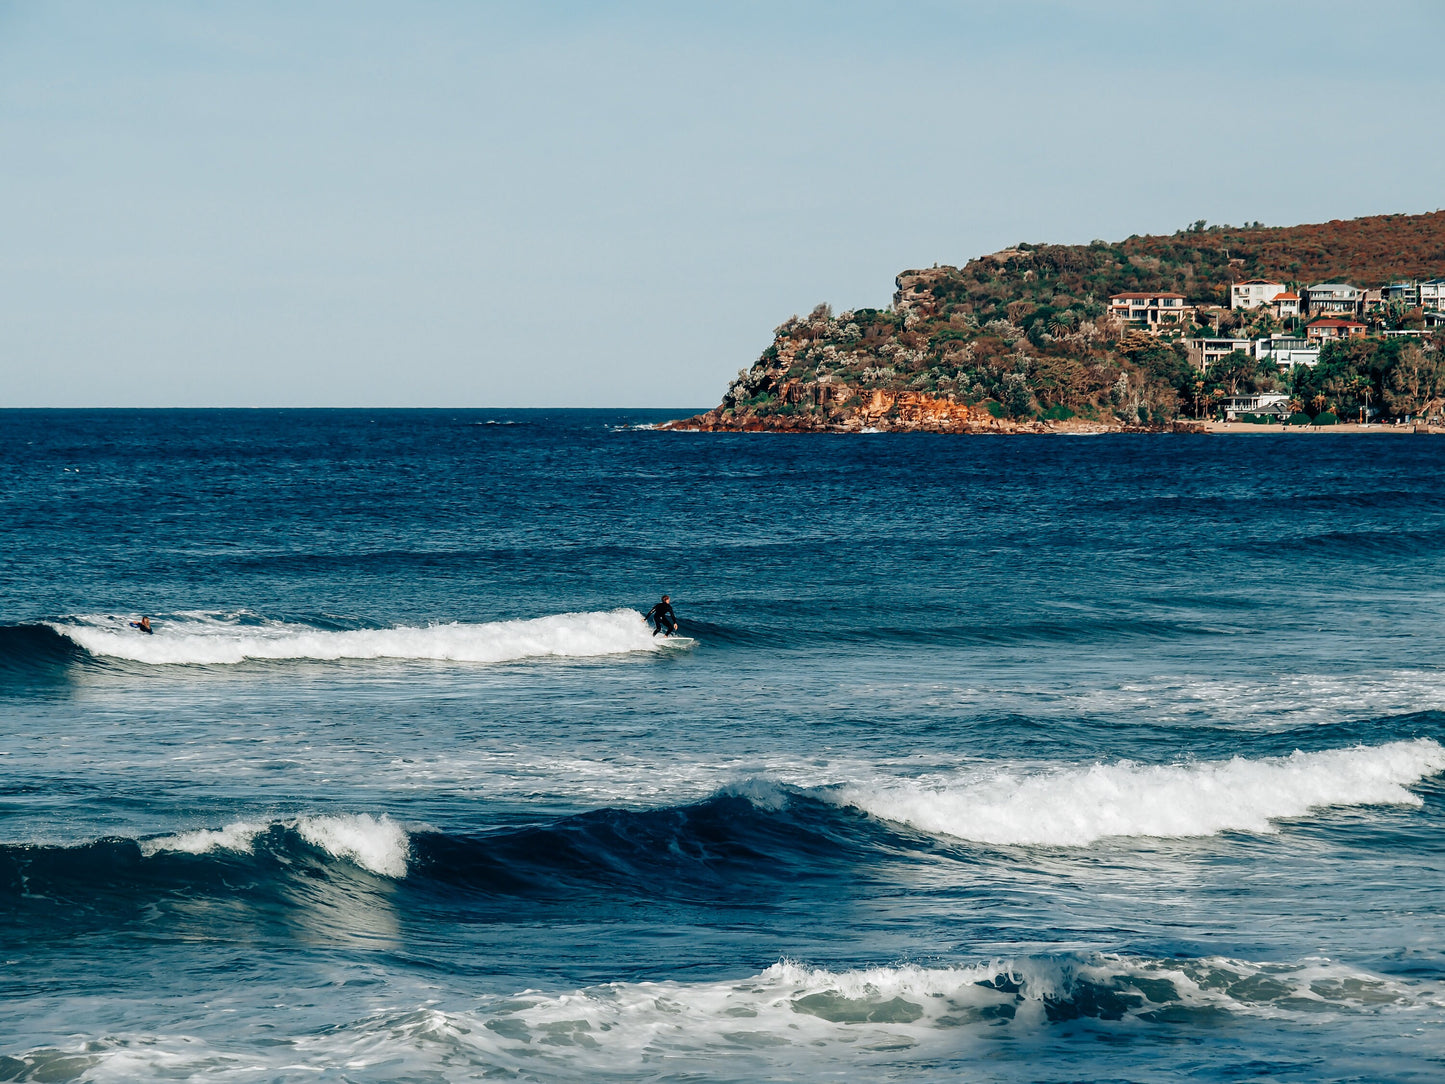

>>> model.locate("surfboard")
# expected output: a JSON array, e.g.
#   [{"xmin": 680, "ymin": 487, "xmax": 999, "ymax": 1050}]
[{"xmin": 657, "ymin": 636, "xmax": 695, "ymax": 648}]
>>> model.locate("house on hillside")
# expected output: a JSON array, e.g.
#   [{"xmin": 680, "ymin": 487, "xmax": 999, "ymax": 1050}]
[
  {"xmin": 1271, "ymin": 291, "xmax": 1301, "ymax": 319},
  {"xmin": 1420, "ymin": 278, "xmax": 1445, "ymax": 312},
  {"xmin": 1222, "ymin": 393, "xmax": 1290, "ymax": 421},
  {"xmin": 1185, "ymin": 337, "xmax": 1255, "ymax": 369},
  {"xmin": 1383, "ymin": 281, "xmax": 1421, "ymax": 307},
  {"xmin": 1230, "ymin": 280, "xmax": 1287, "ymax": 310},
  {"xmin": 1305, "ymin": 318, "xmax": 1366, "ymax": 342},
  {"xmin": 1256, "ymin": 336, "xmax": 1319, "ymax": 369},
  {"xmin": 1108, "ymin": 292, "xmax": 1191, "ymax": 327},
  {"xmin": 1302, "ymin": 283, "xmax": 1364, "ymax": 316}
]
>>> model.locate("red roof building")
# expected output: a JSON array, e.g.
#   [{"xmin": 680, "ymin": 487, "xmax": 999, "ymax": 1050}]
[
  {"xmin": 1305, "ymin": 318, "xmax": 1366, "ymax": 342},
  {"xmin": 1272, "ymin": 291, "xmax": 1301, "ymax": 318}
]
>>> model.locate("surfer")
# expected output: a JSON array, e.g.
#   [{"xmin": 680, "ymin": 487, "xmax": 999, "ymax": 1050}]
[
  {"xmin": 128, "ymin": 616, "xmax": 153, "ymax": 634},
  {"xmin": 643, "ymin": 595, "xmax": 677, "ymax": 637}
]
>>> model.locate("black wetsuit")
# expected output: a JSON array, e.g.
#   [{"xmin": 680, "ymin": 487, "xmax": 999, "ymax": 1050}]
[{"xmin": 645, "ymin": 601, "xmax": 677, "ymax": 636}]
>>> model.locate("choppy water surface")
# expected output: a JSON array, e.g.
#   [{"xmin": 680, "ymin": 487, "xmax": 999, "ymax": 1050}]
[{"xmin": 3, "ymin": 409, "xmax": 1445, "ymax": 1082}]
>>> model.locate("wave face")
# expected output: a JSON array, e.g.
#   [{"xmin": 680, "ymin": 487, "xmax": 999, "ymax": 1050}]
[
  {"xmin": 1, "ymin": 814, "xmax": 412, "ymax": 914},
  {"xmin": 7, "ymin": 740, "xmax": 1440, "ymax": 923},
  {"xmin": 39, "ymin": 609, "xmax": 678, "ymax": 666},
  {"xmin": 823, "ymin": 738, "xmax": 1445, "ymax": 846}
]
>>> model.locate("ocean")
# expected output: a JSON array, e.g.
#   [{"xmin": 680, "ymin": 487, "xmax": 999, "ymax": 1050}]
[{"xmin": 3, "ymin": 408, "xmax": 1444, "ymax": 1082}]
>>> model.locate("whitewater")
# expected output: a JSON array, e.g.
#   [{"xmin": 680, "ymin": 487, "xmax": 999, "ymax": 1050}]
[
  {"xmin": 5, "ymin": 408, "xmax": 1445, "ymax": 1083},
  {"xmin": 46, "ymin": 608, "xmax": 675, "ymax": 665}
]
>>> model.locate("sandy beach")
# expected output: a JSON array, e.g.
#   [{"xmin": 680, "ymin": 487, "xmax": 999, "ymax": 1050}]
[{"xmin": 1200, "ymin": 421, "xmax": 1437, "ymax": 434}]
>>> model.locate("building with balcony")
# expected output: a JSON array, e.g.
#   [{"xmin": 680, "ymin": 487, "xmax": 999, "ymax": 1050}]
[
  {"xmin": 1302, "ymin": 283, "xmax": 1364, "ymax": 316},
  {"xmin": 1383, "ymin": 281, "xmax": 1421, "ymax": 307},
  {"xmin": 1230, "ymin": 280, "xmax": 1287, "ymax": 310},
  {"xmin": 1186, "ymin": 337, "xmax": 1255, "ymax": 369},
  {"xmin": 1271, "ymin": 291, "xmax": 1301, "ymax": 319},
  {"xmin": 1305, "ymin": 318, "xmax": 1366, "ymax": 342},
  {"xmin": 1108, "ymin": 292, "xmax": 1190, "ymax": 327},
  {"xmin": 1222, "ymin": 393, "xmax": 1290, "ymax": 421},
  {"xmin": 1255, "ymin": 336, "xmax": 1319, "ymax": 369}
]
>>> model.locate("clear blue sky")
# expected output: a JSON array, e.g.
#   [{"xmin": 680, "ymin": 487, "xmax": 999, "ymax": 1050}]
[{"xmin": 2, "ymin": 1, "xmax": 1442, "ymax": 407}]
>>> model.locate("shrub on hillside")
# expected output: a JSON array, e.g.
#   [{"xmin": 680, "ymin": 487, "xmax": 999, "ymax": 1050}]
[
  {"xmin": 1313, "ymin": 411, "xmax": 1339, "ymax": 425},
  {"xmin": 1041, "ymin": 404, "xmax": 1075, "ymax": 421},
  {"xmin": 1287, "ymin": 412, "xmax": 1313, "ymax": 426}
]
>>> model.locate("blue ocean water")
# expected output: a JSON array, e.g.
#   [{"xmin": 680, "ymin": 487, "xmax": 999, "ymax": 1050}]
[{"xmin": 3, "ymin": 408, "xmax": 1445, "ymax": 1082}]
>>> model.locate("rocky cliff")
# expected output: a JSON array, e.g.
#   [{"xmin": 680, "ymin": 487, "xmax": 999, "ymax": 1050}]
[{"xmin": 664, "ymin": 211, "xmax": 1445, "ymax": 434}]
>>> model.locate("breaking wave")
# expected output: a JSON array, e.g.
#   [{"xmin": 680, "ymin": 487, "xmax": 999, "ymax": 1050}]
[
  {"xmin": 37, "ymin": 609, "xmax": 685, "ymax": 666},
  {"xmin": 1, "ymin": 814, "xmax": 412, "ymax": 904},
  {"xmin": 7, "ymin": 953, "xmax": 1440, "ymax": 1081},
  {"xmin": 6, "ymin": 740, "xmax": 1441, "ymax": 923},
  {"xmin": 139, "ymin": 812, "xmax": 410, "ymax": 877},
  {"xmin": 822, "ymin": 738, "xmax": 1445, "ymax": 846}
]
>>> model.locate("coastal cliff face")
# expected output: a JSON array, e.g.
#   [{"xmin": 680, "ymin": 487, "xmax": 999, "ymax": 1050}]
[
  {"xmin": 664, "ymin": 288, "xmax": 1190, "ymax": 434},
  {"xmin": 664, "ymin": 211, "xmax": 1445, "ymax": 434},
  {"xmin": 679, "ymin": 385, "xmax": 1059, "ymax": 433}
]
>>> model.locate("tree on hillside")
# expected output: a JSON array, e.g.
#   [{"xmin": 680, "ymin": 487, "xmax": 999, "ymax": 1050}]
[
  {"xmin": 1384, "ymin": 342, "xmax": 1445, "ymax": 418},
  {"xmin": 1206, "ymin": 351, "xmax": 1262, "ymax": 396}
]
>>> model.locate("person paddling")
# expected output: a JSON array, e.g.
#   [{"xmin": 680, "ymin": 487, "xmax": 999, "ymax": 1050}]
[
  {"xmin": 128, "ymin": 616, "xmax": 153, "ymax": 634},
  {"xmin": 643, "ymin": 595, "xmax": 678, "ymax": 637}
]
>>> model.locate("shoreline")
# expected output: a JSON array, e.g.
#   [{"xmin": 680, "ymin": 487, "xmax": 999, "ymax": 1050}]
[
  {"xmin": 661, "ymin": 418, "xmax": 1445, "ymax": 435},
  {"xmin": 1199, "ymin": 421, "xmax": 1435, "ymax": 434}
]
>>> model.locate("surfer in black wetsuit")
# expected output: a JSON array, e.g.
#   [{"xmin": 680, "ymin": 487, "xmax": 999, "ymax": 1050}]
[
  {"xmin": 644, "ymin": 595, "xmax": 677, "ymax": 636},
  {"xmin": 128, "ymin": 617, "xmax": 153, "ymax": 634}
]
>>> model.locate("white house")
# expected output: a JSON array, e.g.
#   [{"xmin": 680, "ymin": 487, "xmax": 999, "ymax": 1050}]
[
  {"xmin": 1231, "ymin": 279, "xmax": 1287, "ymax": 310},
  {"xmin": 1255, "ymin": 336, "xmax": 1319, "ymax": 369},
  {"xmin": 1222, "ymin": 393, "xmax": 1290, "ymax": 420},
  {"xmin": 1271, "ymin": 291, "xmax": 1301, "ymax": 318},
  {"xmin": 1420, "ymin": 278, "xmax": 1445, "ymax": 312}
]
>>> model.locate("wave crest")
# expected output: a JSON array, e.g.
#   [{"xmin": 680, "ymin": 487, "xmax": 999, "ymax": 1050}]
[
  {"xmin": 140, "ymin": 813, "xmax": 409, "ymax": 877},
  {"xmin": 822, "ymin": 738, "xmax": 1445, "ymax": 846},
  {"xmin": 43, "ymin": 609, "xmax": 681, "ymax": 666}
]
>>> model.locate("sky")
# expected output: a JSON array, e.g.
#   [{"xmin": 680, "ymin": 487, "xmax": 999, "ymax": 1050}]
[{"xmin": 2, "ymin": 1, "xmax": 1443, "ymax": 408}]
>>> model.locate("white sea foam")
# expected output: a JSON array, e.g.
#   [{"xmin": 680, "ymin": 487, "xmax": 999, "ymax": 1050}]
[
  {"xmin": 138, "ymin": 821, "xmax": 265, "ymax": 858},
  {"xmin": 821, "ymin": 738, "xmax": 1445, "ymax": 846},
  {"xmin": 47, "ymin": 608, "xmax": 676, "ymax": 666},
  {"xmin": 294, "ymin": 813, "xmax": 410, "ymax": 878},
  {"xmin": 26, "ymin": 953, "xmax": 1444, "ymax": 1082},
  {"xmin": 140, "ymin": 813, "xmax": 410, "ymax": 877}
]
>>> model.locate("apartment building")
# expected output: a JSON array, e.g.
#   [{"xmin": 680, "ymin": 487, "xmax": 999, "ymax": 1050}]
[
  {"xmin": 1230, "ymin": 280, "xmax": 1287, "ymax": 310},
  {"xmin": 1302, "ymin": 283, "xmax": 1364, "ymax": 316}
]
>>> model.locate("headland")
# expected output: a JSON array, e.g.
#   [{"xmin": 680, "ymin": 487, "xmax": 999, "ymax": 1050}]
[{"xmin": 665, "ymin": 212, "xmax": 1445, "ymax": 434}]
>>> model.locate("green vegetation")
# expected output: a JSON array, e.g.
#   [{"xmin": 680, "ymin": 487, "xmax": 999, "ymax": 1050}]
[{"xmin": 708, "ymin": 212, "xmax": 1445, "ymax": 428}]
